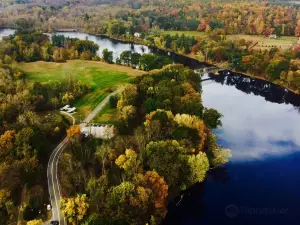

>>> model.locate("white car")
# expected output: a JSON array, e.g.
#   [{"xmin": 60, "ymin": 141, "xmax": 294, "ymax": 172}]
[{"xmin": 60, "ymin": 105, "xmax": 70, "ymax": 111}]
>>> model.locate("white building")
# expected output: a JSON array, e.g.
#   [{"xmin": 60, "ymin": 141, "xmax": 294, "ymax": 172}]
[{"xmin": 81, "ymin": 125, "xmax": 115, "ymax": 139}]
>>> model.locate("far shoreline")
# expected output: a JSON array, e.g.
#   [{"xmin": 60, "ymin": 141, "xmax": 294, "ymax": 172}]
[
  {"xmin": 3, "ymin": 27, "xmax": 299, "ymax": 95},
  {"xmin": 93, "ymin": 32, "xmax": 300, "ymax": 95}
]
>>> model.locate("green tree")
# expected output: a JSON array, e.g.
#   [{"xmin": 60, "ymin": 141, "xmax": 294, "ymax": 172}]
[
  {"xmin": 206, "ymin": 132, "xmax": 232, "ymax": 167},
  {"xmin": 120, "ymin": 50, "xmax": 131, "ymax": 66},
  {"xmin": 184, "ymin": 153, "xmax": 209, "ymax": 187},
  {"xmin": 144, "ymin": 98, "xmax": 157, "ymax": 114},
  {"xmin": 145, "ymin": 140, "xmax": 186, "ymax": 188},
  {"xmin": 3, "ymin": 55, "xmax": 12, "ymax": 64},
  {"xmin": 53, "ymin": 48, "xmax": 67, "ymax": 62},
  {"xmin": 203, "ymin": 108, "xmax": 223, "ymax": 129},
  {"xmin": 86, "ymin": 176, "xmax": 108, "ymax": 211},
  {"xmin": 102, "ymin": 48, "xmax": 113, "ymax": 64},
  {"xmin": 74, "ymin": 40, "xmax": 99, "ymax": 55},
  {"xmin": 106, "ymin": 181, "xmax": 151, "ymax": 224},
  {"xmin": 118, "ymin": 105, "xmax": 137, "ymax": 124},
  {"xmin": 139, "ymin": 54, "xmax": 158, "ymax": 71},
  {"xmin": 266, "ymin": 58, "xmax": 290, "ymax": 80},
  {"xmin": 131, "ymin": 52, "xmax": 141, "ymax": 68}
]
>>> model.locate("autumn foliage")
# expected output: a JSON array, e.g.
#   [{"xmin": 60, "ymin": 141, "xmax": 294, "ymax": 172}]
[
  {"xmin": 144, "ymin": 170, "xmax": 168, "ymax": 209},
  {"xmin": 60, "ymin": 194, "xmax": 89, "ymax": 225},
  {"xmin": 66, "ymin": 125, "xmax": 81, "ymax": 139}
]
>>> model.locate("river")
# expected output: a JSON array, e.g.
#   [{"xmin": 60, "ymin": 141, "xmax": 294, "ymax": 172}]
[
  {"xmin": 0, "ymin": 28, "xmax": 15, "ymax": 40},
  {"xmin": 2, "ymin": 29, "xmax": 300, "ymax": 225}
]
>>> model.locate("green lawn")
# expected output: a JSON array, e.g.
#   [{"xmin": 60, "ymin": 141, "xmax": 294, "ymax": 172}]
[
  {"xmin": 21, "ymin": 60, "xmax": 144, "ymax": 117},
  {"xmin": 227, "ymin": 34, "xmax": 298, "ymax": 50},
  {"xmin": 92, "ymin": 103, "xmax": 118, "ymax": 124},
  {"xmin": 163, "ymin": 31, "xmax": 298, "ymax": 50}
]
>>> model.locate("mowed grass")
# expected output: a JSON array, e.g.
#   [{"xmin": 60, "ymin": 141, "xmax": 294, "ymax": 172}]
[
  {"xmin": 227, "ymin": 34, "xmax": 298, "ymax": 50},
  {"xmin": 163, "ymin": 31, "xmax": 298, "ymax": 50},
  {"xmin": 21, "ymin": 60, "xmax": 144, "ymax": 116},
  {"xmin": 92, "ymin": 103, "xmax": 118, "ymax": 124}
]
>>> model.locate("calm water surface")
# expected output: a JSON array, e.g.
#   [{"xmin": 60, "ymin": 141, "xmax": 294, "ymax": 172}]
[
  {"xmin": 164, "ymin": 74, "xmax": 300, "ymax": 225},
  {"xmin": 54, "ymin": 31, "xmax": 151, "ymax": 60},
  {"xmin": 0, "ymin": 28, "xmax": 15, "ymax": 40},
  {"xmin": 2, "ymin": 29, "xmax": 300, "ymax": 225}
]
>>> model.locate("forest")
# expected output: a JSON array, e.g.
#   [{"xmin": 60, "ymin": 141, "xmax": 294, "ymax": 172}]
[
  {"xmin": 0, "ymin": 26, "xmax": 232, "ymax": 225},
  {"xmin": 1, "ymin": 0, "xmax": 299, "ymax": 92},
  {"xmin": 58, "ymin": 64, "xmax": 231, "ymax": 225},
  {"xmin": 0, "ymin": 25, "xmax": 232, "ymax": 225},
  {"xmin": 1, "ymin": 0, "xmax": 299, "ymax": 224},
  {"xmin": 0, "ymin": 32, "xmax": 95, "ymax": 224},
  {"xmin": 1, "ymin": 0, "xmax": 299, "ymax": 36}
]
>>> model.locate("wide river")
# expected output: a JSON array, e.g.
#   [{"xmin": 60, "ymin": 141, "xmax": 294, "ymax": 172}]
[{"xmin": 1, "ymin": 29, "xmax": 300, "ymax": 225}]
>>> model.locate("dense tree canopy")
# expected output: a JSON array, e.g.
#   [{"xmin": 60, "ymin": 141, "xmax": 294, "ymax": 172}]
[{"xmin": 57, "ymin": 65, "xmax": 231, "ymax": 225}]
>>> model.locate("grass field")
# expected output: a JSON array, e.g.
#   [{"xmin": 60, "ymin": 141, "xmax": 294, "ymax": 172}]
[
  {"xmin": 92, "ymin": 103, "xmax": 118, "ymax": 124},
  {"xmin": 21, "ymin": 60, "xmax": 144, "ymax": 117},
  {"xmin": 163, "ymin": 30, "xmax": 298, "ymax": 50},
  {"xmin": 227, "ymin": 34, "xmax": 298, "ymax": 50}
]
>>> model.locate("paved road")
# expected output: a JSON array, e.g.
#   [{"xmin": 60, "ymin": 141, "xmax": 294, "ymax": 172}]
[
  {"xmin": 47, "ymin": 90, "xmax": 121, "ymax": 224},
  {"xmin": 60, "ymin": 111, "xmax": 76, "ymax": 125}
]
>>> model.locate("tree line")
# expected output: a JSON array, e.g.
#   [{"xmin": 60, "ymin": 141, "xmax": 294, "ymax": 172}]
[
  {"xmin": 0, "ymin": 32, "xmax": 95, "ymax": 225},
  {"xmin": 1, "ymin": 1, "xmax": 299, "ymax": 37},
  {"xmin": 0, "ymin": 62, "xmax": 73, "ymax": 224},
  {"xmin": 1, "ymin": 32, "xmax": 100, "ymax": 62}
]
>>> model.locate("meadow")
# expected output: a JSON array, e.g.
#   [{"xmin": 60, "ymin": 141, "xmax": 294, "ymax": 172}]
[
  {"xmin": 21, "ymin": 60, "xmax": 144, "ymax": 117},
  {"xmin": 163, "ymin": 30, "xmax": 298, "ymax": 50},
  {"xmin": 92, "ymin": 104, "xmax": 118, "ymax": 124},
  {"xmin": 226, "ymin": 34, "xmax": 298, "ymax": 50}
]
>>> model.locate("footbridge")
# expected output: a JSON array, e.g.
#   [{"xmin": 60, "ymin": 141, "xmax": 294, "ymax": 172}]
[
  {"xmin": 194, "ymin": 66, "xmax": 220, "ymax": 76},
  {"xmin": 195, "ymin": 66, "xmax": 220, "ymax": 82},
  {"xmin": 195, "ymin": 66, "xmax": 232, "ymax": 82}
]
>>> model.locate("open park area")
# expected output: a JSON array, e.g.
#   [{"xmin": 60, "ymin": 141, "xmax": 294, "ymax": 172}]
[
  {"xmin": 163, "ymin": 30, "xmax": 299, "ymax": 50},
  {"xmin": 226, "ymin": 34, "xmax": 299, "ymax": 50},
  {"xmin": 20, "ymin": 60, "xmax": 144, "ymax": 119}
]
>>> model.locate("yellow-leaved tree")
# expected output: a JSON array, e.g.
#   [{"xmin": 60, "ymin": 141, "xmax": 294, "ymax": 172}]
[
  {"xmin": 26, "ymin": 219, "xmax": 43, "ymax": 225},
  {"xmin": 60, "ymin": 194, "xmax": 89, "ymax": 225}
]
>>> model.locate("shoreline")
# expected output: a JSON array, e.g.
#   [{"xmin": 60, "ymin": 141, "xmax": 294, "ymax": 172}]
[
  {"xmin": 93, "ymin": 33, "xmax": 299, "ymax": 95},
  {"xmin": 4, "ymin": 27, "xmax": 299, "ymax": 94}
]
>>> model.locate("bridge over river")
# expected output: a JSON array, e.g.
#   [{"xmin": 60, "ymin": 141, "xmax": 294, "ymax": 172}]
[{"xmin": 195, "ymin": 66, "xmax": 231, "ymax": 82}]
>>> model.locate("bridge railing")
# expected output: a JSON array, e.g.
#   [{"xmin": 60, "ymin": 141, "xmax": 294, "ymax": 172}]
[{"xmin": 194, "ymin": 66, "xmax": 219, "ymax": 75}]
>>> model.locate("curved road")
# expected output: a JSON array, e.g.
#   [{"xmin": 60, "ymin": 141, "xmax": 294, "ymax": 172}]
[{"xmin": 47, "ymin": 90, "xmax": 121, "ymax": 224}]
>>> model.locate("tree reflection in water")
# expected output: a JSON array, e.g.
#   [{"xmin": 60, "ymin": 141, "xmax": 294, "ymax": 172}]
[{"xmin": 210, "ymin": 72, "xmax": 300, "ymax": 109}]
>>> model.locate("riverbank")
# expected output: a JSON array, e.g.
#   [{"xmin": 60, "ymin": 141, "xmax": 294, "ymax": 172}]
[
  {"xmin": 4, "ymin": 27, "xmax": 299, "ymax": 94},
  {"xmin": 95, "ymin": 33, "xmax": 300, "ymax": 95}
]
